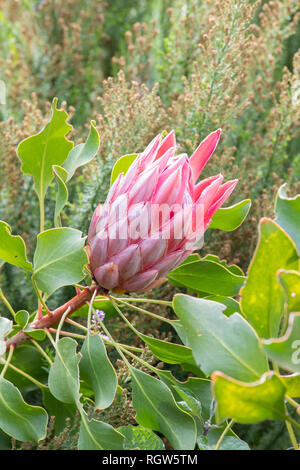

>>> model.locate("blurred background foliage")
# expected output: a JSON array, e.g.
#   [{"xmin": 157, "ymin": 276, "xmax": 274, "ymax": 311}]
[{"xmin": 0, "ymin": 0, "xmax": 300, "ymax": 449}]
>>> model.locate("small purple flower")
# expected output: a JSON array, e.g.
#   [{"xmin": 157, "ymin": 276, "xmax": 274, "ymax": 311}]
[
  {"xmin": 99, "ymin": 333, "xmax": 110, "ymax": 342},
  {"xmin": 93, "ymin": 310, "xmax": 105, "ymax": 324}
]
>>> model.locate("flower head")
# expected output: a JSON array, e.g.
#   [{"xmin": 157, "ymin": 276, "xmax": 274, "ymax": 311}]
[{"xmin": 88, "ymin": 129, "xmax": 237, "ymax": 292}]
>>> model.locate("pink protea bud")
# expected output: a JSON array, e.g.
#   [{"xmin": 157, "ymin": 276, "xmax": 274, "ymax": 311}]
[{"xmin": 88, "ymin": 130, "xmax": 237, "ymax": 293}]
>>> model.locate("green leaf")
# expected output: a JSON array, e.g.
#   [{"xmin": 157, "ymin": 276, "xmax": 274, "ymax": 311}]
[
  {"xmin": 218, "ymin": 436, "xmax": 250, "ymax": 450},
  {"xmin": 0, "ymin": 377, "xmax": 48, "ymax": 441},
  {"xmin": 279, "ymin": 373, "xmax": 300, "ymax": 398},
  {"xmin": 0, "ymin": 221, "xmax": 32, "ymax": 271},
  {"xmin": 80, "ymin": 333, "xmax": 117, "ymax": 409},
  {"xmin": 168, "ymin": 260, "xmax": 245, "ymax": 297},
  {"xmin": 33, "ymin": 227, "xmax": 88, "ymax": 296},
  {"xmin": 278, "ymin": 270, "xmax": 300, "ymax": 313},
  {"xmin": 42, "ymin": 387, "xmax": 77, "ymax": 435},
  {"xmin": 130, "ymin": 366, "xmax": 196, "ymax": 450},
  {"xmin": 17, "ymin": 97, "xmax": 73, "ymax": 202},
  {"xmin": 240, "ymin": 218, "xmax": 299, "ymax": 338},
  {"xmin": 0, "ymin": 428, "xmax": 11, "ymax": 450},
  {"xmin": 203, "ymin": 295, "xmax": 241, "ymax": 316},
  {"xmin": 179, "ymin": 253, "xmax": 201, "ymax": 266},
  {"xmin": 137, "ymin": 332, "xmax": 194, "ymax": 365},
  {"xmin": 202, "ymin": 254, "xmax": 244, "ymax": 276},
  {"xmin": 15, "ymin": 310, "xmax": 29, "ymax": 329},
  {"xmin": 63, "ymin": 120, "xmax": 100, "ymax": 181},
  {"xmin": 172, "ymin": 386, "xmax": 202, "ymax": 417},
  {"xmin": 23, "ymin": 327, "xmax": 46, "ymax": 341},
  {"xmin": 110, "ymin": 153, "xmax": 138, "ymax": 186},
  {"xmin": 212, "ymin": 371, "xmax": 286, "ymax": 424},
  {"xmin": 53, "ymin": 165, "xmax": 68, "ymax": 226},
  {"xmin": 262, "ymin": 313, "xmax": 300, "ymax": 373},
  {"xmin": 0, "ymin": 345, "xmax": 48, "ymax": 392},
  {"xmin": 78, "ymin": 411, "xmax": 124, "ymax": 450},
  {"xmin": 173, "ymin": 294, "xmax": 269, "ymax": 382},
  {"xmin": 157, "ymin": 372, "xmax": 212, "ymax": 421},
  {"xmin": 48, "ymin": 337, "xmax": 81, "ymax": 404},
  {"xmin": 209, "ymin": 199, "xmax": 251, "ymax": 231},
  {"xmin": 197, "ymin": 425, "xmax": 248, "ymax": 450},
  {"xmin": 118, "ymin": 425, "xmax": 165, "ymax": 450},
  {"xmin": 275, "ymin": 184, "xmax": 300, "ymax": 254}
]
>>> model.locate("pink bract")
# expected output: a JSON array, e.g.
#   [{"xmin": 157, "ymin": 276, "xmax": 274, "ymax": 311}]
[{"xmin": 88, "ymin": 129, "xmax": 237, "ymax": 292}]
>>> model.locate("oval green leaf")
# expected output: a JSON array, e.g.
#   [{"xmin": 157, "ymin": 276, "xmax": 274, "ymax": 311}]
[
  {"xmin": 0, "ymin": 377, "xmax": 48, "ymax": 441},
  {"xmin": 48, "ymin": 337, "xmax": 81, "ymax": 404},
  {"xmin": 173, "ymin": 294, "xmax": 269, "ymax": 382},
  {"xmin": 130, "ymin": 366, "xmax": 196, "ymax": 450},
  {"xmin": 63, "ymin": 121, "xmax": 100, "ymax": 182},
  {"xmin": 240, "ymin": 218, "xmax": 299, "ymax": 339},
  {"xmin": 168, "ymin": 260, "xmax": 245, "ymax": 297},
  {"xmin": 33, "ymin": 227, "xmax": 88, "ymax": 296},
  {"xmin": 110, "ymin": 153, "xmax": 138, "ymax": 186},
  {"xmin": 209, "ymin": 199, "xmax": 251, "ymax": 231},
  {"xmin": 80, "ymin": 333, "xmax": 117, "ymax": 409}
]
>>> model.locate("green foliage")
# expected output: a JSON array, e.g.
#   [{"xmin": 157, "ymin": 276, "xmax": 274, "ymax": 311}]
[
  {"xmin": 110, "ymin": 153, "xmax": 138, "ymax": 186},
  {"xmin": 78, "ymin": 411, "xmax": 125, "ymax": 450},
  {"xmin": 17, "ymin": 98, "xmax": 73, "ymax": 204},
  {"xmin": 168, "ymin": 259, "xmax": 245, "ymax": 296},
  {"xmin": 63, "ymin": 121, "xmax": 100, "ymax": 182},
  {"xmin": 278, "ymin": 270, "xmax": 300, "ymax": 314},
  {"xmin": 137, "ymin": 332, "xmax": 194, "ymax": 365},
  {"xmin": 262, "ymin": 314, "xmax": 300, "ymax": 374},
  {"xmin": 0, "ymin": 221, "xmax": 32, "ymax": 271},
  {"xmin": 130, "ymin": 366, "xmax": 196, "ymax": 450},
  {"xmin": 173, "ymin": 295, "xmax": 269, "ymax": 382},
  {"xmin": 209, "ymin": 200, "xmax": 252, "ymax": 231},
  {"xmin": 118, "ymin": 424, "xmax": 165, "ymax": 450},
  {"xmin": 48, "ymin": 337, "xmax": 81, "ymax": 405},
  {"xmin": 0, "ymin": 377, "xmax": 48, "ymax": 442},
  {"xmin": 240, "ymin": 218, "xmax": 299, "ymax": 338},
  {"xmin": 275, "ymin": 184, "xmax": 300, "ymax": 255},
  {"xmin": 33, "ymin": 228, "xmax": 88, "ymax": 296},
  {"xmin": 80, "ymin": 333, "xmax": 117, "ymax": 409},
  {"xmin": 212, "ymin": 372, "xmax": 286, "ymax": 424}
]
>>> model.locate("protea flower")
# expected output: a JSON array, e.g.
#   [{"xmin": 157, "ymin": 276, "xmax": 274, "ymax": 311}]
[{"xmin": 88, "ymin": 129, "xmax": 237, "ymax": 292}]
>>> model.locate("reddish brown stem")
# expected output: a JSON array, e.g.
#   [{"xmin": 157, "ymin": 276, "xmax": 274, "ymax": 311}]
[{"xmin": 6, "ymin": 284, "xmax": 99, "ymax": 351}]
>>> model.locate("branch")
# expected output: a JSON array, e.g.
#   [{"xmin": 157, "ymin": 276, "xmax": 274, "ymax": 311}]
[{"xmin": 5, "ymin": 283, "xmax": 100, "ymax": 351}]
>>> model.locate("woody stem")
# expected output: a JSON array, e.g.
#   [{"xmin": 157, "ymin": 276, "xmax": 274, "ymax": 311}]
[{"xmin": 5, "ymin": 283, "xmax": 100, "ymax": 351}]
